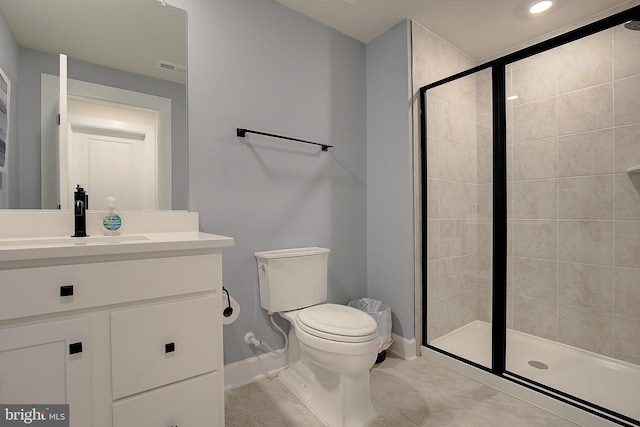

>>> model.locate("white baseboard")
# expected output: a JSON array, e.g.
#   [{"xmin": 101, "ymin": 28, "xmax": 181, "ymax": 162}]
[
  {"xmin": 388, "ymin": 334, "xmax": 417, "ymax": 360},
  {"xmin": 224, "ymin": 351, "xmax": 288, "ymax": 391}
]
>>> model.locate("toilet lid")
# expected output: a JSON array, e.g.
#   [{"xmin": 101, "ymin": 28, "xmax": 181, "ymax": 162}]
[{"xmin": 296, "ymin": 304, "xmax": 378, "ymax": 343}]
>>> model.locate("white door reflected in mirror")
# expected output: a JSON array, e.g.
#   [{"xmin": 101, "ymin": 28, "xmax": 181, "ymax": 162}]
[
  {"xmin": 68, "ymin": 114, "xmax": 157, "ymax": 211},
  {"xmin": 41, "ymin": 71, "xmax": 173, "ymax": 211}
]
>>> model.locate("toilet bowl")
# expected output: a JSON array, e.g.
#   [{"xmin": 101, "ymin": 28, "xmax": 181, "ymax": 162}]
[
  {"xmin": 279, "ymin": 304, "xmax": 378, "ymax": 427},
  {"xmin": 254, "ymin": 248, "xmax": 380, "ymax": 427}
]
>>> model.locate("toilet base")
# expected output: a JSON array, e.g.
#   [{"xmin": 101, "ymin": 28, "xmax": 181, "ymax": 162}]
[{"xmin": 279, "ymin": 360, "xmax": 377, "ymax": 427}]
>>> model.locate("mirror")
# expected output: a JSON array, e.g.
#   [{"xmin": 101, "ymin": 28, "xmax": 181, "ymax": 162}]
[{"xmin": 0, "ymin": 0, "xmax": 187, "ymax": 210}]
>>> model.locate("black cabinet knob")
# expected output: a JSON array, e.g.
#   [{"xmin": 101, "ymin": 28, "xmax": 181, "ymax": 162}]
[
  {"xmin": 60, "ymin": 285, "xmax": 74, "ymax": 297},
  {"xmin": 69, "ymin": 342, "xmax": 83, "ymax": 354},
  {"xmin": 165, "ymin": 342, "xmax": 175, "ymax": 353}
]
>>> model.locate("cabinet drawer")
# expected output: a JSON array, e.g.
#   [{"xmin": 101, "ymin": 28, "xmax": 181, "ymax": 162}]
[
  {"xmin": 111, "ymin": 295, "xmax": 219, "ymax": 399},
  {"xmin": 0, "ymin": 254, "xmax": 220, "ymax": 321},
  {"xmin": 113, "ymin": 372, "xmax": 221, "ymax": 427}
]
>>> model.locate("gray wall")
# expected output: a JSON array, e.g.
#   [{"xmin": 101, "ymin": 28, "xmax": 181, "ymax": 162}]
[
  {"xmin": 15, "ymin": 49, "xmax": 187, "ymax": 209},
  {"xmin": 172, "ymin": 0, "xmax": 368, "ymax": 365},
  {"xmin": 0, "ymin": 10, "xmax": 18, "ymax": 209},
  {"xmin": 365, "ymin": 21, "xmax": 415, "ymax": 339}
]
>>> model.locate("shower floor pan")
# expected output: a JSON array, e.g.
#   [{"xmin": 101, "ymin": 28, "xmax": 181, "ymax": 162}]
[{"xmin": 430, "ymin": 320, "xmax": 640, "ymax": 421}]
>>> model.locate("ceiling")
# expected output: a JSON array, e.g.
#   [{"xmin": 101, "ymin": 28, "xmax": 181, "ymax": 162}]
[
  {"xmin": 0, "ymin": 0, "xmax": 636, "ymax": 81},
  {"xmin": 0, "ymin": 0, "xmax": 186, "ymax": 84},
  {"xmin": 275, "ymin": 0, "xmax": 638, "ymax": 60}
]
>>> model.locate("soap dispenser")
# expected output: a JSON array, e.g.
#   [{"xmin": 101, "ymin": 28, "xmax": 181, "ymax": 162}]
[
  {"xmin": 102, "ymin": 196, "xmax": 123, "ymax": 236},
  {"xmin": 72, "ymin": 185, "xmax": 89, "ymax": 237}
]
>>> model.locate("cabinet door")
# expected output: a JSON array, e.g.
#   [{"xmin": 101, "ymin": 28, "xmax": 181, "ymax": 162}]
[{"xmin": 0, "ymin": 317, "xmax": 91, "ymax": 427}]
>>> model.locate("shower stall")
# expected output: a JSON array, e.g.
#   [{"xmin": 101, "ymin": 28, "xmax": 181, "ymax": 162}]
[{"xmin": 421, "ymin": 6, "xmax": 640, "ymax": 426}]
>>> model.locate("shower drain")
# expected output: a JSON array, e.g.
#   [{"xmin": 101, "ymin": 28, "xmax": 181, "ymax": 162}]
[{"xmin": 528, "ymin": 360, "xmax": 549, "ymax": 370}]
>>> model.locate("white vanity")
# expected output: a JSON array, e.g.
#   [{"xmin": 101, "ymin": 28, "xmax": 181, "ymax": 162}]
[{"xmin": 0, "ymin": 210, "xmax": 233, "ymax": 427}]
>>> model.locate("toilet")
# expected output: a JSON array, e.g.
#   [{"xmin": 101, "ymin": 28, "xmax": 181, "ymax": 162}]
[{"xmin": 254, "ymin": 247, "xmax": 379, "ymax": 427}]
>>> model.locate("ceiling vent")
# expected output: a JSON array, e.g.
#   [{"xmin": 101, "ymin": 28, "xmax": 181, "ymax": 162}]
[{"xmin": 156, "ymin": 60, "xmax": 187, "ymax": 74}]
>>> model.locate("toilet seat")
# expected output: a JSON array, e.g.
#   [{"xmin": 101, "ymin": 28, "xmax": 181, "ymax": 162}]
[{"xmin": 295, "ymin": 304, "xmax": 378, "ymax": 343}]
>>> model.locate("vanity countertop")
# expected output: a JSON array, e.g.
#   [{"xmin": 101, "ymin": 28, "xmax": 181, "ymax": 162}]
[{"xmin": 0, "ymin": 232, "xmax": 234, "ymax": 263}]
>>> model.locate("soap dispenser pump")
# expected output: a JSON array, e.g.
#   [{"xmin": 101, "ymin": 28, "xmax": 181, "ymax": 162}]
[
  {"xmin": 72, "ymin": 185, "xmax": 88, "ymax": 237},
  {"xmin": 102, "ymin": 196, "xmax": 122, "ymax": 236}
]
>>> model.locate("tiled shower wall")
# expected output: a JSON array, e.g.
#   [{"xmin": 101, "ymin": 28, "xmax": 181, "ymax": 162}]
[
  {"xmin": 475, "ymin": 69, "xmax": 494, "ymax": 325},
  {"xmin": 503, "ymin": 26, "xmax": 640, "ymax": 364},
  {"xmin": 411, "ymin": 22, "xmax": 480, "ymax": 341}
]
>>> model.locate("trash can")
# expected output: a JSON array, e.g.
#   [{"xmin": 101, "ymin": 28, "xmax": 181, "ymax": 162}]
[{"xmin": 348, "ymin": 298, "xmax": 392, "ymax": 363}]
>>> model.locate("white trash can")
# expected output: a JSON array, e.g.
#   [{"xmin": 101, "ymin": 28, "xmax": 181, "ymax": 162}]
[{"xmin": 348, "ymin": 298, "xmax": 392, "ymax": 363}]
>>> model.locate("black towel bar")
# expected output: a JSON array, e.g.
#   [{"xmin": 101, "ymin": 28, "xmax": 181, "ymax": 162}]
[{"xmin": 236, "ymin": 128, "xmax": 333, "ymax": 151}]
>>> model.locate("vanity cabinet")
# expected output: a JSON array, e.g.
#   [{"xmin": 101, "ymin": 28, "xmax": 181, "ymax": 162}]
[{"xmin": 0, "ymin": 232, "xmax": 232, "ymax": 427}]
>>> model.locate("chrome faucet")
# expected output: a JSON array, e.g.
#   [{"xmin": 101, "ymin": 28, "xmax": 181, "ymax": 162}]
[{"xmin": 72, "ymin": 185, "xmax": 89, "ymax": 237}]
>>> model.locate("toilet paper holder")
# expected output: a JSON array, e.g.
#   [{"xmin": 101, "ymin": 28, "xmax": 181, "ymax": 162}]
[
  {"xmin": 222, "ymin": 286, "xmax": 233, "ymax": 318},
  {"xmin": 222, "ymin": 286, "xmax": 240, "ymax": 325}
]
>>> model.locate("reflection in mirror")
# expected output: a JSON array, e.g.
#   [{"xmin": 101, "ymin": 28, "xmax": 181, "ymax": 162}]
[{"xmin": 0, "ymin": 0, "xmax": 187, "ymax": 210}]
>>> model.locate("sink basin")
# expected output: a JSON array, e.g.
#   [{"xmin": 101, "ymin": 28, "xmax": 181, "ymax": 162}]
[{"xmin": 0, "ymin": 235, "xmax": 150, "ymax": 248}]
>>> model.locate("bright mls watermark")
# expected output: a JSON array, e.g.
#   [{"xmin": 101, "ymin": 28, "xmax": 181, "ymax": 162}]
[{"xmin": 0, "ymin": 405, "xmax": 68, "ymax": 426}]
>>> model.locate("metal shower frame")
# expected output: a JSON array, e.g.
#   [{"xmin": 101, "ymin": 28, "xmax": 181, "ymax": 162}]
[{"xmin": 419, "ymin": 5, "xmax": 640, "ymax": 426}]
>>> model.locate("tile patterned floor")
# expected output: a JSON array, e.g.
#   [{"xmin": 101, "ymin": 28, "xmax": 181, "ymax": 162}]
[{"xmin": 225, "ymin": 355, "xmax": 579, "ymax": 426}]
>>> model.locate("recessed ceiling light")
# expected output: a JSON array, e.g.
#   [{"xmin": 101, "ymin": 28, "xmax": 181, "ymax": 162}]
[
  {"xmin": 507, "ymin": 95, "xmax": 519, "ymax": 101},
  {"xmin": 529, "ymin": 1, "xmax": 553, "ymax": 15}
]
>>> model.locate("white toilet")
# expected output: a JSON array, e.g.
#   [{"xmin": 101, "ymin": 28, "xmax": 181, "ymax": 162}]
[{"xmin": 255, "ymin": 247, "xmax": 379, "ymax": 427}]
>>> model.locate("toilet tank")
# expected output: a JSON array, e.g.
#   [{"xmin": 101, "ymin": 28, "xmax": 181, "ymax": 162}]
[{"xmin": 254, "ymin": 247, "xmax": 330, "ymax": 312}]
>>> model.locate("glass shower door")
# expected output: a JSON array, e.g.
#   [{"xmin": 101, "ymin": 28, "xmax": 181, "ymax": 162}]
[
  {"xmin": 424, "ymin": 68, "xmax": 493, "ymax": 369},
  {"xmin": 505, "ymin": 22, "xmax": 640, "ymax": 423}
]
